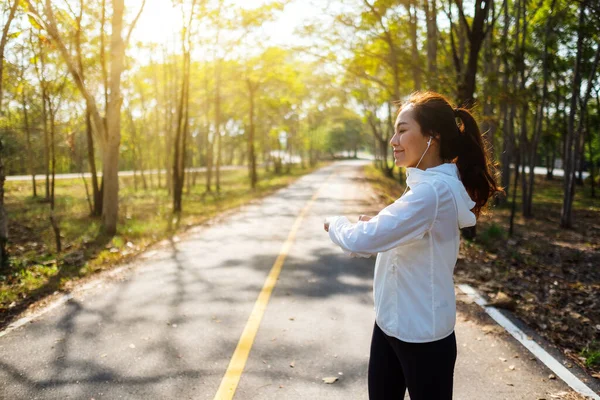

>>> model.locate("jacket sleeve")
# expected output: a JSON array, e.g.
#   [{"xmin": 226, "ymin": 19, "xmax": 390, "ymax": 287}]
[{"xmin": 327, "ymin": 183, "xmax": 438, "ymax": 255}]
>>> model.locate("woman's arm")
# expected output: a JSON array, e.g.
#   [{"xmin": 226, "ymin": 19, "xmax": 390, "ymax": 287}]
[
  {"xmin": 326, "ymin": 183, "xmax": 438, "ymax": 255},
  {"xmin": 324, "ymin": 215, "xmax": 372, "ymax": 232}
]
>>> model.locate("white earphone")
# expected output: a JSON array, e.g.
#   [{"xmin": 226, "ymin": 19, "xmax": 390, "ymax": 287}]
[{"xmin": 414, "ymin": 136, "xmax": 433, "ymax": 169}]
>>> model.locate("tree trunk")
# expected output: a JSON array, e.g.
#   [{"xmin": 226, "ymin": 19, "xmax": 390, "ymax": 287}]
[
  {"xmin": 481, "ymin": 27, "xmax": 497, "ymax": 161},
  {"xmin": 101, "ymin": 0, "xmax": 126, "ymax": 235},
  {"xmin": 137, "ymin": 90, "xmax": 149, "ymax": 190},
  {"xmin": 128, "ymin": 109, "xmax": 140, "ymax": 192},
  {"xmin": 215, "ymin": 57, "xmax": 222, "ymax": 193},
  {"xmin": 454, "ymin": 0, "xmax": 492, "ymax": 107},
  {"xmin": 173, "ymin": 48, "xmax": 191, "ymax": 213},
  {"xmin": 498, "ymin": 0, "xmax": 511, "ymax": 205},
  {"xmin": 424, "ymin": 0, "xmax": 438, "ymax": 90},
  {"xmin": 247, "ymin": 80, "xmax": 258, "ymax": 189},
  {"xmin": 509, "ymin": 152, "xmax": 521, "ymax": 236},
  {"xmin": 48, "ymin": 103, "xmax": 61, "ymax": 252},
  {"xmin": 576, "ymin": 134, "xmax": 585, "ymax": 186},
  {"xmin": 0, "ymin": 0, "xmax": 19, "ymax": 115},
  {"xmin": 35, "ymin": 38, "xmax": 51, "ymax": 201},
  {"xmin": 43, "ymin": 92, "xmax": 50, "ymax": 201},
  {"xmin": 407, "ymin": 1, "xmax": 421, "ymax": 90},
  {"xmin": 164, "ymin": 47, "xmax": 174, "ymax": 196},
  {"xmin": 21, "ymin": 80, "xmax": 36, "ymax": 198},
  {"xmin": 0, "ymin": 140, "xmax": 7, "ymax": 268},
  {"xmin": 524, "ymin": 0, "xmax": 556, "ymax": 216},
  {"xmin": 587, "ymin": 118, "xmax": 595, "ymax": 197},
  {"xmin": 86, "ymin": 110, "xmax": 103, "ymax": 216},
  {"xmin": 561, "ymin": 0, "xmax": 588, "ymax": 229}
]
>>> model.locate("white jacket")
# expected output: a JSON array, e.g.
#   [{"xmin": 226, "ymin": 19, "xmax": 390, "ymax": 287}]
[{"xmin": 327, "ymin": 162, "xmax": 476, "ymax": 343}]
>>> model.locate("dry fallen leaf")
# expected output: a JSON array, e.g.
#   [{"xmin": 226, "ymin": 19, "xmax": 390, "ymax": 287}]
[
  {"xmin": 488, "ymin": 291, "xmax": 517, "ymax": 311},
  {"xmin": 499, "ymin": 357, "xmax": 507, "ymax": 362},
  {"xmin": 322, "ymin": 377, "xmax": 338, "ymax": 384},
  {"xmin": 290, "ymin": 361, "xmax": 295, "ymax": 368},
  {"xmin": 482, "ymin": 325, "xmax": 503, "ymax": 335},
  {"xmin": 548, "ymin": 374, "xmax": 556, "ymax": 380},
  {"xmin": 509, "ymin": 365, "xmax": 515, "ymax": 370}
]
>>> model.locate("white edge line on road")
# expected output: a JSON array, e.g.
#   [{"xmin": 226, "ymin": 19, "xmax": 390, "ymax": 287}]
[{"xmin": 457, "ymin": 284, "xmax": 599, "ymax": 400}]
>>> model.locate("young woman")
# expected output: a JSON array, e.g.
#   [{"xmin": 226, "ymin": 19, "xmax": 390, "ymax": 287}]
[{"xmin": 324, "ymin": 91, "xmax": 504, "ymax": 400}]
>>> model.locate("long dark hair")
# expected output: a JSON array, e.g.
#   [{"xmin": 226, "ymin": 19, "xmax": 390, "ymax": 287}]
[{"xmin": 399, "ymin": 91, "xmax": 505, "ymax": 217}]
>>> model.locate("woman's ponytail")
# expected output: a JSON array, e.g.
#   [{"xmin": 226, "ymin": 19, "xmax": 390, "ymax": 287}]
[{"xmin": 454, "ymin": 108, "xmax": 504, "ymax": 217}]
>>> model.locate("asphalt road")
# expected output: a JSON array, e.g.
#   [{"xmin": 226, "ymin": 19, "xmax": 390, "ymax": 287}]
[{"xmin": 0, "ymin": 160, "xmax": 592, "ymax": 399}]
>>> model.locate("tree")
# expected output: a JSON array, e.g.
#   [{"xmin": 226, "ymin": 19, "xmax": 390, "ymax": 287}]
[
  {"xmin": 0, "ymin": 0, "xmax": 20, "ymax": 268},
  {"xmin": 560, "ymin": 0, "xmax": 584, "ymax": 228},
  {"xmin": 172, "ymin": 0, "xmax": 198, "ymax": 213},
  {"xmin": 447, "ymin": 0, "xmax": 500, "ymax": 107},
  {"xmin": 26, "ymin": 0, "xmax": 145, "ymax": 235}
]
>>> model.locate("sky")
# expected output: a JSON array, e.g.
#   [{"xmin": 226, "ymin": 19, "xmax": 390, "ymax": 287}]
[{"xmin": 130, "ymin": 0, "xmax": 321, "ymax": 50}]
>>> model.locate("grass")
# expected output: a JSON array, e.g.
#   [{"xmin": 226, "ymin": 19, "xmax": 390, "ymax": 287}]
[
  {"xmin": 476, "ymin": 222, "xmax": 506, "ymax": 251},
  {"xmin": 362, "ymin": 163, "xmax": 407, "ymax": 204},
  {"xmin": 1, "ymin": 161, "xmax": 333, "ymax": 323},
  {"xmin": 580, "ymin": 341, "xmax": 600, "ymax": 368}
]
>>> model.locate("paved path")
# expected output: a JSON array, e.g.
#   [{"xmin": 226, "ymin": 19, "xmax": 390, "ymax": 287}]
[{"xmin": 0, "ymin": 160, "xmax": 594, "ymax": 399}]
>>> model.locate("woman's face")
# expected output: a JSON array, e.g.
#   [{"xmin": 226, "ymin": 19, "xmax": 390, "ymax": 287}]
[{"xmin": 389, "ymin": 104, "xmax": 431, "ymax": 168}]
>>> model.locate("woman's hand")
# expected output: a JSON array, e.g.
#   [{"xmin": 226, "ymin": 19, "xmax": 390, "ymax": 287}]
[{"xmin": 324, "ymin": 222, "xmax": 330, "ymax": 232}]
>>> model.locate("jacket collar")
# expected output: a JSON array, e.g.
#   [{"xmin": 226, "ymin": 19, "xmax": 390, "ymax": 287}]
[{"xmin": 405, "ymin": 162, "xmax": 477, "ymax": 229}]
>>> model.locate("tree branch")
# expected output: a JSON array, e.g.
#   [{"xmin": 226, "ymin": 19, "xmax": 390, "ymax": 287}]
[
  {"xmin": 362, "ymin": 0, "xmax": 396, "ymax": 51},
  {"xmin": 455, "ymin": 0, "xmax": 472, "ymax": 39},
  {"xmin": 124, "ymin": 0, "xmax": 146, "ymax": 48},
  {"xmin": 443, "ymin": 1, "xmax": 462, "ymax": 76},
  {"xmin": 25, "ymin": 0, "xmax": 107, "ymax": 147}
]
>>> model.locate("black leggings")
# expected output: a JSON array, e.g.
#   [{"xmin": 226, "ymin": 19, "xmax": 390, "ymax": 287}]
[{"xmin": 368, "ymin": 322, "xmax": 457, "ymax": 400}]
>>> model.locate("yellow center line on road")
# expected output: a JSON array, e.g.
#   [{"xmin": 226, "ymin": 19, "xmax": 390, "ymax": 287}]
[{"xmin": 213, "ymin": 169, "xmax": 338, "ymax": 400}]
